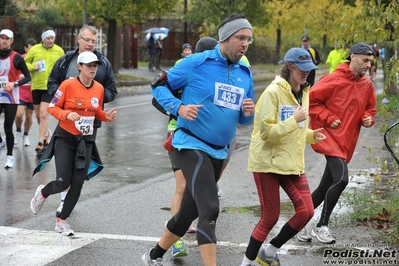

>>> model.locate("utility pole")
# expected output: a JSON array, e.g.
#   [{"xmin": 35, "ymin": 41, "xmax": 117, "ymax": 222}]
[
  {"xmin": 184, "ymin": 0, "xmax": 187, "ymax": 43},
  {"xmin": 83, "ymin": 0, "xmax": 87, "ymax": 25}
]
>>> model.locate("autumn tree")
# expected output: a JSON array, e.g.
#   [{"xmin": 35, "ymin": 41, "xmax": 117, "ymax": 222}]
[
  {"xmin": 339, "ymin": 0, "xmax": 399, "ymax": 95},
  {"xmin": 20, "ymin": 0, "xmax": 178, "ymax": 73},
  {"xmin": 59, "ymin": 0, "xmax": 179, "ymax": 73},
  {"xmin": 305, "ymin": 0, "xmax": 345, "ymax": 60},
  {"xmin": 0, "ymin": 0, "xmax": 18, "ymax": 16},
  {"xmin": 184, "ymin": 0, "xmax": 270, "ymax": 36},
  {"xmin": 262, "ymin": 0, "xmax": 303, "ymax": 63}
]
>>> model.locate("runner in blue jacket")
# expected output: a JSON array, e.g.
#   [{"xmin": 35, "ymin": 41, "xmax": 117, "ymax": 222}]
[{"xmin": 143, "ymin": 13, "xmax": 255, "ymax": 266}]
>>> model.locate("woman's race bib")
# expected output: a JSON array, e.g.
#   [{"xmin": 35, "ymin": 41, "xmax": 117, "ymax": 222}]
[
  {"xmin": 75, "ymin": 116, "xmax": 95, "ymax": 135},
  {"xmin": 279, "ymin": 105, "xmax": 304, "ymax": 127}
]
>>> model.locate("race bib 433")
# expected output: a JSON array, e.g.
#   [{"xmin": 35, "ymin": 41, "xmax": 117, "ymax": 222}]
[{"xmin": 213, "ymin": 82, "xmax": 244, "ymax": 111}]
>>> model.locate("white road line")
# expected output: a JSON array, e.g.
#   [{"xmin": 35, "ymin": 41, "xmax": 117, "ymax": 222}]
[{"xmin": 0, "ymin": 226, "xmax": 308, "ymax": 266}]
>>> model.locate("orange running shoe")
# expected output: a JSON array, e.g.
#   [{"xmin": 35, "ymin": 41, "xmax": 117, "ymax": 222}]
[{"xmin": 35, "ymin": 143, "xmax": 43, "ymax": 152}]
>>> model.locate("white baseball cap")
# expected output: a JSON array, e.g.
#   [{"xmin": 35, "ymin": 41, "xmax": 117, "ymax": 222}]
[
  {"xmin": 0, "ymin": 29, "xmax": 13, "ymax": 39},
  {"xmin": 77, "ymin": 51, "xmax": 102, "ymax": 65}
]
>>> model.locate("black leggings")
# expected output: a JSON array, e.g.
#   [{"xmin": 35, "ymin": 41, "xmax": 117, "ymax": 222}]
[
  {"xmin": 166, "ymin": 149, "xmax": 223, "ymax": 245},
  {"xmin": 41, "ymin": 138, "xmax": 93, "ymax": 220},
  {"xmin": 312, "ymin": 156, "xmax": 349, "ymax": 227},
  {"xmin": 0, "ymin": 104, "xmax": 18, "ymax": 155}
]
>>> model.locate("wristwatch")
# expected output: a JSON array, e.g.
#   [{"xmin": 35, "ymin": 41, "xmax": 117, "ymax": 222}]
[{"xmin": 14, "ymin": 81, "xmax": 19, "ymax": 88}]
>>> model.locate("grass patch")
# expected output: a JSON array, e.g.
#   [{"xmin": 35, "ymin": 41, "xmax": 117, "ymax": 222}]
[
  {"xmin": 377, "ymin": 94, "xmax": 399, "ymax": 119},
  {"xmin": 138, "ymin": 61, "xmax": 148, "ymax": 67},
  {"xmin": 114, "ymin": 73, "xmax": 147, "ymax": 81},
  {"xmin": 341, "ymin": 184, "xmax": 399, "ymax": 246},
  {"xmin": 252, "ymin": 63, "xmax": 280, "ymax": 73}
]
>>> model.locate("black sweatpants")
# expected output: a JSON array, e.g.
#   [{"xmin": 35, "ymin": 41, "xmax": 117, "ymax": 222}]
[{"xmin": 41, "ymin": 137, "xmax": 93, "ymax": 220}]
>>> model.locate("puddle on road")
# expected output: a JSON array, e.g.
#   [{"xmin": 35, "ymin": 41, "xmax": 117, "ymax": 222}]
[
  {"xmin": 222, "ymin": 201, "xmax": 294, "ymax": 218},
  {"xmin": 347, "ymin": 168, "xmax": 381, "ymax": 189}
]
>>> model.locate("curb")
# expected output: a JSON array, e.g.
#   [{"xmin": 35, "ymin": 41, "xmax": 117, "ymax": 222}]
[
  {"xmin": 115, "ymin": 80, "xmax": 150, "ymax": 87},
  {"xmin": 116, "ymin": 84, "xmax": 151, "ymax": 97}
]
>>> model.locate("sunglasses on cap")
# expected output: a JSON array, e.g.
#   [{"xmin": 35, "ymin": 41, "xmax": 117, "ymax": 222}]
[{"xmin": 298, "ymin": 55, "xmax": 311, "ymax": 61}]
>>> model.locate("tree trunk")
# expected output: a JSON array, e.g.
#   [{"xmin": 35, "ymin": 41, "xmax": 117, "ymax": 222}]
[
  {"xmin": 107, "ymin": 19, "xmax": 120, "ymax": 74},
  {"xmin": 322, "ymin": 34, "xmax": 327, "ymax": 63},
  {"xmin": 384, "ymin": 22, "xmax": 397, "ymax": 96},
  {"xmin": 275, "ymin": 28, "xmax": 281, "ymax": 64}
]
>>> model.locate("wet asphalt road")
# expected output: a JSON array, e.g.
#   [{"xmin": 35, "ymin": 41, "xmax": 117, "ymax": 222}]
[
  {"xmin": 1, "ymin": 71, "xmax": 398, "ymax": 266},
  {"xmin": 0, "ymin": 94, "xmax": 170, "ymax": 227}
]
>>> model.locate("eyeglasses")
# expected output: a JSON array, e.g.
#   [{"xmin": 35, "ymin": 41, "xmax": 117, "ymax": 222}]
[
  {"xmin": 302, "ymin": 40, "xmax": 309, "ymax": 42},
  {"xmin": 79, "ymin": 36, "xmax": 97, "ymax": 45},
  {"xmin": 233, "ymin": 35, "xmax": 254, "ymax": 44},
  {"xmin": 83, "ymin": 63, "xmax": 98, "ymax": 68}
]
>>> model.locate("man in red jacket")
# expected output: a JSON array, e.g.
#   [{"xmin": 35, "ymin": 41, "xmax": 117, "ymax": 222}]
[{"xmin": 297, "ymin": 42, "xmax": 376, "ymax": 244}]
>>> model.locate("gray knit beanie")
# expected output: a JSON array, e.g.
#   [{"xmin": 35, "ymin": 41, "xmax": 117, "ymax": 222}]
[
  {"xmin": 218, "ymin": 18, "xmax": 252, "ymax": 42},
  {"xmin": 195, "ymin": 37, "xmax": 218, "ymax": 53}
]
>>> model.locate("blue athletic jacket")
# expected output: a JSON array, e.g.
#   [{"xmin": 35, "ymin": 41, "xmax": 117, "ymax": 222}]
[{"xmin": 152, "ymin": 44, "xmax": 254, "ymax": 159}]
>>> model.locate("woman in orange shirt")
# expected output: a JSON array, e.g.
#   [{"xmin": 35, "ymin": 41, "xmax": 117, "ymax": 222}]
[{"xmin": 29, "ymin": 51, "xmax": 117, "ymax": 236}]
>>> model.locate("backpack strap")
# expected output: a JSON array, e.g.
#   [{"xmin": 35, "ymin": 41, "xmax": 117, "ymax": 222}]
[{"xmin": 151, "ymin": 70, "xmax": 181, "ymax": 119}]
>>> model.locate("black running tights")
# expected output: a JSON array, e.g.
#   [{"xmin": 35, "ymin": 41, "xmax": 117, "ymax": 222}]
[
  {"xmin": 312, "ymin": 156, "xmax": 349, "ymax": 227},
  {"xmin": 0, "ymin": 104, "xmax": 17, "ymax": 155},
  {"xmin": 167, "ymin": 149, "xmax": 223, "ymax": 245}
]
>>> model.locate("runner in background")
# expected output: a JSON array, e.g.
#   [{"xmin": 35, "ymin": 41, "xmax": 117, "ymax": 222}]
[
  {"xmin": 14, "ymin": 38, "xmax": 37, "ymax": 147},
  {"xmin": 24, "ymin": 27, "xmax": 65, "ymax": 154},
  {"xmin": 166, "ymin": 42, "xmax": 194, "ymax": 258},
  {"xmin": 0, "ymin": 29, "xmax": 31, "ymax": 168}
]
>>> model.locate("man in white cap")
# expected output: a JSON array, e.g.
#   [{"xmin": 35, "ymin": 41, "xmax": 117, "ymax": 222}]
[
  {"xmin": 143, "ymin": 13, "xmax": 255, "ymax": 266},
  {"xmin": 24, "ymin": 27, "xmax": 64, "ymax": 154},
  {"xmin": 0, "ymin": 29, "xmax": 31, "ymax": 168}
]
